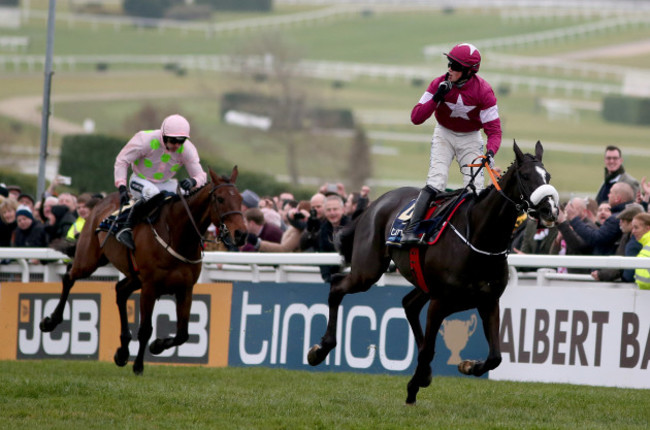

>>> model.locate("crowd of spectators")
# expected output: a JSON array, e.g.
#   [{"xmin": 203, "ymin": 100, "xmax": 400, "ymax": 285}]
[
  {"xmin": 3, "ymin": 144, "xmax": 650, "ymax": 290},
  {"xmin": 234, "ymin": 182, "xmax": 370, "ymax": 284},
  {"xmin": 0, "ymin": 176, "xmax": 103, "ymax": 258},
  {"xmin": 512, "ymin": 145, "xmax": 650, "ymax": 289}
]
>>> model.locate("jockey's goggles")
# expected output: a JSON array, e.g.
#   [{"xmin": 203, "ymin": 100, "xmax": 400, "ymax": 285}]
[
  {"xmin": 448, "ymin": 60, "xmax": 464, "ymax": 72},
  {"xmin": 165, "ymin": 136, "xmax": 187, "ymax": 145}
]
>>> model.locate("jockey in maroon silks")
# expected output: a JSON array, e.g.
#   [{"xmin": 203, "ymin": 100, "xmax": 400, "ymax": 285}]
[{"xmin": 402, "ymin": 43, "xmax": 502, "ymax": 245}]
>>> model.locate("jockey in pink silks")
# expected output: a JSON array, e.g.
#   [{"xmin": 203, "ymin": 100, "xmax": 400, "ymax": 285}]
[{"xmin": 113, "ymin": 114, "xmax": 207, "ymax": 250}]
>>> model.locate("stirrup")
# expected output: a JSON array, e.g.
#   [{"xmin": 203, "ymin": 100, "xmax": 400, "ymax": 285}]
[{"xmin": 115, "ymin": 227, "xmax": 135, "ymax": 250}]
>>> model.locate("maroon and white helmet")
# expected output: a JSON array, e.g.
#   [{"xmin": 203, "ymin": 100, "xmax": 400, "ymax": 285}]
[
  {"xmin": 161, "ymin": 114, "xmax": 190, "ymax": 138},
  {"xmin": 445, "ymin": 43, "xmax": 481, "ymax": 73}
]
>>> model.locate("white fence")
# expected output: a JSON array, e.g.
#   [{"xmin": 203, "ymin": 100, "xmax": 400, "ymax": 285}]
[
  {"xmin": 25, "ymin": 5, "xmax": 361, "ymax": 36},
  {"xmin": 0, "ymin": 247, "xmax": 647, "ymax": 290},
  {"xmin": 423, "ymin": 15, "xmax": 650, "ymax": 58},
  {"xmin": 0, "ymin": 54, "xmax": 625, "ymax": 97}
]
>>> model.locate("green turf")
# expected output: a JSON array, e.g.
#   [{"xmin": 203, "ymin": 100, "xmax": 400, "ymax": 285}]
[{"xmin": 0, "ymin": 360, "xmax": 647, "ymax": 429}]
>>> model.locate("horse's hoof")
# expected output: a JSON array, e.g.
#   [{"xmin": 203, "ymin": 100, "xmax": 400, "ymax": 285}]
[
  {"xmin": 149, "ymin": 339, "xmax": 164, "ymax": 355},
  {"xmin": 133, "ymin": 364, "xmax": 143, "ymax": 376},
  {"xmin": 420, "ymin": 374, "xmax": 432, "ymax": 388},
  {"xmin": 114, "ymin": 350, "xmax": 129, "ymax": 367},
  {"xmin": 458, "ymin": 360, "xmax": 476, "ymax": 375},
  {"xmin": 39, "ymin": 316, "xmax": 59, "ymax": 332},
  {"xmin": 307, "ymin": 344, "xmax": 325, "ymax": 366},
  {"xmin": 405, "ymin": 392, "xmax": 417, "ymax": 405}
]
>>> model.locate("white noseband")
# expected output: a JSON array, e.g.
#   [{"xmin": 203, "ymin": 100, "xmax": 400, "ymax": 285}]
[{"xmin": 530, "ymin": 184, "xmax": 559, "ymax": 207}]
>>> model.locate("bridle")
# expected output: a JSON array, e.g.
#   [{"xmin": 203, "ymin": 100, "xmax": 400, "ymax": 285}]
[
  {"xmin": 467, "ymin": 155, "xmax": 558, "ymax": 218},
  {"xmin": 207, "ymin": 182, "xmax": 244, "ymax": 250},
  {"xmin": 150, "ymin": 182, "xmax": 243, "ymax": 264},
  {"xmin": 446, "ymin": 155, "xmax": 558, "ymax": 256}
]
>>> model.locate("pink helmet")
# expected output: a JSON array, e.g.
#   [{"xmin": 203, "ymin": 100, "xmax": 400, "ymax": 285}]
[
  {"xmin": 445, "ymin": 43, "xmax": 481, "ymax": 73},
  {"xmin": 161, "ymin": 114, "xmax": 190, "ymax": 138}
]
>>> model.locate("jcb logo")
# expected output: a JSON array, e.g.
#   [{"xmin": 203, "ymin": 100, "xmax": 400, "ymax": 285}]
[
  {"xmin": 17, "ymin": 294, "xmax": 100, "ymax": 359},
  {"xmin": 127, "ymin": 294, "xmax": 211, "ymax": 364}
]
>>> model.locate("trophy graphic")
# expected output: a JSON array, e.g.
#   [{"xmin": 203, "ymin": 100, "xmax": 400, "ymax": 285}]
[{"xmin": 438, "ymin": 314, "xmax": 477, "ymax": 365}]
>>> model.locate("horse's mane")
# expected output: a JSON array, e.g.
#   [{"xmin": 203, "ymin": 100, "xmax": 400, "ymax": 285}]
[
  {"xmin": 474, "ymin": 151, "xmax": 537, "ymax": 204},
  {"xmin": 167, "ymin": 178, "xmax": 227, "ymax": 203}
]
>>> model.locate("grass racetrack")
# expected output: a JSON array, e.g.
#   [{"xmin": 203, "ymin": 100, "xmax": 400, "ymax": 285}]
[{"xmin": 1, "ymin": 360, "xmax": 647, "ymax": 429}]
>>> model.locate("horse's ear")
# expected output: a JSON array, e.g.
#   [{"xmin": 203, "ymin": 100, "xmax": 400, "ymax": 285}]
[
  {"xmin": 513, "ymin": 139, "xmax": 524, "ymax": 163},
  {"xmin": 230, "ymin": 165, "xmax": 238, "ymax": 183},
  {"xmin": 208, "ymin": 167, "xmax": 218, "ymax": 184},
  {"xmin": 535, "ymin": 141, "xmax": 543, "ymax": 162}
]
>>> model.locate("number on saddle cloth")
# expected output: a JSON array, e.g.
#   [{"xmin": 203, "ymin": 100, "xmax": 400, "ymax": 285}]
[{"xmin": 386, "ymin": 190, "xmax": 468, "ymax": 246}]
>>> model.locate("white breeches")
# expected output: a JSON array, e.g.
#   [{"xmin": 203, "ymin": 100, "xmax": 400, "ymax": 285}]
[
  {"xmin": 129, "ymin": 174, "xmax": 178, "ymax": 201},
  {"xmin": 426, "ymin": 124, "xmax": 485, "ymax": 191}
]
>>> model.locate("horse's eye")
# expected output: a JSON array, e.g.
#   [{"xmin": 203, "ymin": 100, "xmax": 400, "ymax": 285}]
[
  {"xmin": 217, "ymin": 197, "xmax": 224, "ymax": 204},
  {"xmin": 521, "ymin": 174, "xmax": 529, "ymax": 180}
]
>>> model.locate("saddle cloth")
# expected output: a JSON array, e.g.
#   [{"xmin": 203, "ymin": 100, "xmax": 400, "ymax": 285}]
[
  {"xmin": 96, "ymin": 192, "xmax": 174, "ymax": 234},
  {"xmin": 386, "ymin": 192, "xmax": 468, "ymax": 246}
]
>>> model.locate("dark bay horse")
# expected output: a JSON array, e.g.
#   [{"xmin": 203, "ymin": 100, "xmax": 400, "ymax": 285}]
[
  {"xmin": 307, "ymin": 142, "xmax": 559, "ymax": 404},
  {"xmin": 40, "ymin": 166, "xmax": 247, "ymax": 374}
]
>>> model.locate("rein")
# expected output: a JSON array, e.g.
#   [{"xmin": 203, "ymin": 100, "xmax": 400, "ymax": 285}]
[
  {"xmin": 150, "ymin": 182, "xmax": 243, "ymax": 264},
  {"xmin": 449, "ymin": 155, "xmax": 552, "ymax": 256},
  {"xmin": 466, "ymin": 156, "xmax": 528, "ymax": 212}
]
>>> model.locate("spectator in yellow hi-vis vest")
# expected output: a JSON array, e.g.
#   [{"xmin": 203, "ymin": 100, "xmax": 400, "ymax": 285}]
[
  {"xmin": 65, "ymin": 194, "xmax": 101, "ymax": 242},
  {"xmin": 631, "ymin": 212, "xmax": 650, "ymax": 290}
]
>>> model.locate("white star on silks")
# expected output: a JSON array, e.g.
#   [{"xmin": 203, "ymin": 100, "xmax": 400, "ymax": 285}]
[{"xmin": 445, "ymin": 95, "xmax": 476, "ymax": 120}]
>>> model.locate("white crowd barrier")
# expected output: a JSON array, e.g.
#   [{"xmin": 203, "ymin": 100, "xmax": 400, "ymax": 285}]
[{"xmin": 0, "ymin": 247, "xmax": 648, "ymax": 290}]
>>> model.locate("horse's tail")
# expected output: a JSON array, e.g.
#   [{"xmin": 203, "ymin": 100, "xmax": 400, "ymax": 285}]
[
  {"xmin": 334, "ymin": 217, "xmax": 358, "ymax": 265},
  {"xmin": 49, "ymin": 238, "xmax": 77, "ymax": 258}
]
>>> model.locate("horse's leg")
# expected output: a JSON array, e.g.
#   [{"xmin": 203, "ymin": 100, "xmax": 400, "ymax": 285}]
[
  {"xmin": 39, "ymin": 266, "xmax": 75, "ymax": 332},
  {"xmin": 406, "ymin": 299, "xmax": 447, "ymax": 405},
  {"xmin": 402, "ymin": 288, "xmax": 429, "ymax": 349},
  {"xmin": 39, "ymin": 252, "xmax": 101, "ymax": 332},
  {"xmin": 132, "ymin": 286, "xmax": 156, "ymax": 375},
  {"xmin": 458, "ymin": 299, "xmax": 503, "ymax": 376},
  {"xmin": 113, "ymin": 277, "xmax": 141, "ymax": 367},
  {"xmin": 149, "ymin": 286, "xmax": 193, "ymax": 355},
  {"xmin": 308, "ymin": 258, "xmax": 390, "ymax": 366}
]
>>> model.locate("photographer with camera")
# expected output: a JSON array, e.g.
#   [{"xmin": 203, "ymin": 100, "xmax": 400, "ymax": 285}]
[
  {"xmin": 247, "ymin": 201, "xmax": 312, "ymax": 253},
  {"xmin": 300, "ymin": 192, "xmax": 326, "ymax": 252}
]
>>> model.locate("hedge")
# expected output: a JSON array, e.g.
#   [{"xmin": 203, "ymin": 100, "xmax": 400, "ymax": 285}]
[
  {"xmin": 602, "ymin": 95, "xmax": 650, "ymax": 126},
  {"xmin": 58, "ymin": 134, "xmax": 126, "ymax": 194}
]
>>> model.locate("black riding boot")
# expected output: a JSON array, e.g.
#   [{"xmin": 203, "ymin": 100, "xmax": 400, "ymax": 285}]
[
  {"xmin": 401, "ymin": 185, "xmax": 438, "ymax": 245},
  {"xmin": 115, "ymin": 194, "xmax": 166, "ymax": 250},
  {"xmin": 115, "ymin": 200, "xmax": 142, "ymax": 251}
]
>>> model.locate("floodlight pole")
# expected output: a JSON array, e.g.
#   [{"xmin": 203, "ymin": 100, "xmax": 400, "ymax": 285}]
[{"xmin": 37, "ymin": 0, "xmax": 56, "ymax": 200}]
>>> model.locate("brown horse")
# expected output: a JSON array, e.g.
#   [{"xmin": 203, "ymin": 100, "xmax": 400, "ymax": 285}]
[
  {"xmin": 40, "ymin": 166, "xmax": 247, "ymax": 374},
  {"xmin": 307, "ymin": 142, "xmax": 559, "ymax": 404}
]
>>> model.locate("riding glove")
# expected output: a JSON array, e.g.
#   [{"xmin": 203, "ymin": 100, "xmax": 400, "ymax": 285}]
[
  {"xmin": 180, "ymin": 178, "xmax": 197, "ymax": 191},
  {"xmin": 433, "ymin": 80, "xmax": 452, "ymax": 102},
  {"xmin": 118, "ymin": 185, "xmax": 130, "ymax": 206},
  {"xmin": 485, "ymin": 150, "xmax": 495, "ymax": 168}
]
